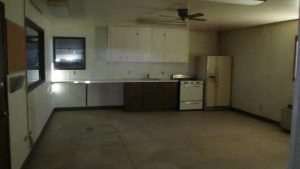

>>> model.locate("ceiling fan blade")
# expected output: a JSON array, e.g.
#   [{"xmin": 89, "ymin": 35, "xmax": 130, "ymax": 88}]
[
  {"xmin": 159, "ymin": 15, "xmax": 179, "ymax": 18},
  {"xmin": 189, "ymin": 18, "xmax": 207, "ymax": 21},
  {"xmin": 188, "ymin": 13, "xmax": 204, "ymax": 18}
]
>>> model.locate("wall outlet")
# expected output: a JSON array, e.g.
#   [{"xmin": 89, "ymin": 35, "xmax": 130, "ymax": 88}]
[
  {"xmin": 128, "ymin": 70, "xmax": 131, "ymax": 75},
  {"xmin": 73, "ymin": 71, "xmax": 76, "ymax": 75}
]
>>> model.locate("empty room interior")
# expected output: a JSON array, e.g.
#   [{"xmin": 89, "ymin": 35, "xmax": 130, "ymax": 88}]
[{"xmin": 1, "ymin": 0, "xmax": 300, "ymax": 169}]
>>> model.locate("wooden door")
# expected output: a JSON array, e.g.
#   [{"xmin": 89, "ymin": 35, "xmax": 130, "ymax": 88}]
[
  {"xmin": 163, "ymin": 83, "xmax": 178, "ymax": 110},
  {"xmin": 0, "ymin": 2, "xmax": 10, "ymax": 169},
  {"xmin": 216, "ymin": 56, "xmax": 232, "ymax": 106}
]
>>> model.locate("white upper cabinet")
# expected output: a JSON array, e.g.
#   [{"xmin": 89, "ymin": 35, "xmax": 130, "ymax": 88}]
[
  {"xmin": 123, "ymin": 27, "xmax": 138, "ymax": 62},
  {"xmin": 109, "ymin": 27, "xmax": 124, "ymax": 62},
  {"xmin": 165, "ymin": 29, "xmax": 178, "ymax": 62},
  {"xmin": 151, "ymin": 28, "xmax": 166, "ymax": 62},
  {"xmin": 109, "ymin": 27, "xmax": 138, "ymax": 62},
  {"xmin": 176, "ymin": 29, "xmax": 189, "ymax": 63},
  {"xmin": 108, "ymin": 26, "xmax": 189, "ymax": 63},
  {"xmin": 138, "ymin": 28, "xmax": 152, "ymax": 61}
]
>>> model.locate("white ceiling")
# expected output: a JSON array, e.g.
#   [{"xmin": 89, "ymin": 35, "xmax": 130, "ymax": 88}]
[{"xmin": 31, "ymin": 0, "xmax": 299, "ymax": 31}]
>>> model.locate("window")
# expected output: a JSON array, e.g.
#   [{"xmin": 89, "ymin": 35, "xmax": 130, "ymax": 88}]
[
  {"xmin": 53, "ymin": 37, "xmax": 86, "ymax": 70},
  {"xmin": 25, "ymin": 18, "xmax": 45, "ymax": 91}
]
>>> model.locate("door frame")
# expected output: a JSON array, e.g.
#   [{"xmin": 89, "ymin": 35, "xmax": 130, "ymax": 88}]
[{"xmin": 0, "ymin": 1, "xmax": 11, "ymax": 169}]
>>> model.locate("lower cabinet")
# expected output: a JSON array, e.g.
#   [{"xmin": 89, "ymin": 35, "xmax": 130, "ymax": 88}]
[{"xmin": 124, "ymin": 82, "xmax": 178, "ymax": 111}]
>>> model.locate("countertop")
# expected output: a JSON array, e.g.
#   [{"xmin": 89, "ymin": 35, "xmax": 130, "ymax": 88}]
[{"xmin": 51, "ymin": 79, "xmax": 179, "ymax": 84}]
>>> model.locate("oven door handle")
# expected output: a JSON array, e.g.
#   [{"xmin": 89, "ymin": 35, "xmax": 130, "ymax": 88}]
[{"xmin": 185, "ymin": 101, "xmax": 202, "ymax": 105}]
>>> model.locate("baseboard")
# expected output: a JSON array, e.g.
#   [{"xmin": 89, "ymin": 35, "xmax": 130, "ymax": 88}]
[
  {"xmin": 204, "ymin": 106, "xmax": 231, "ymax": 111},
  {"xmin": 231, "ymin": 107, "xmax": 280, "ymax": 126},
  {"xmin": 54, "ymin": 106, "xmax": 124, "ymax": 112},
  {"xmin": 21, "ymin": 108, "xmax": 57, "ymax": 169}
]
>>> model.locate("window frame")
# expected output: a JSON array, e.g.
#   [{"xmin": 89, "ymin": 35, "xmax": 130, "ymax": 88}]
[
  {"xmin": 25, "ymin": 18, "xmax": 45, "ymax": 92},
  {"xmin": 53, "ymin": 37, "xmax": 86, "ymax": 70},
  {"xmin": 294, "ymin": 36, "xmax": 299, "ymax": 81}
]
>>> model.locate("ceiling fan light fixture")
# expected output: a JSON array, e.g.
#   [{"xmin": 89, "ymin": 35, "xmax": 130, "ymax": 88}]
[{"xmin": 205, "ymin": 0, "xmax": 266, "ymax": 6}]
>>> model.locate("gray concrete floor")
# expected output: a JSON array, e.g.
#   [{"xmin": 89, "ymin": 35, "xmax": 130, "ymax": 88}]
[{"xmin": 25, "ymin": 110, "xmax": 290, "ymax": 169}]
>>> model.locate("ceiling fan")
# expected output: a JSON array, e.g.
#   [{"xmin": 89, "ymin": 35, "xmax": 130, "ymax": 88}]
[{"xmin": 159, "ymin": 8, "xmax": 206, "ymax": 22}]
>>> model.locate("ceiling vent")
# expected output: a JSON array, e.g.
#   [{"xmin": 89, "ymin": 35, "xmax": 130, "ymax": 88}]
[{"xmin": 47, "ymin": 0, "xmax": 70, "ymax": 17}]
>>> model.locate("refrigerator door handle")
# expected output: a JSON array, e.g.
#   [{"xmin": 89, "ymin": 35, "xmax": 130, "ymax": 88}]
[{"xmin": 215, "ymin": 67, "xmax": 219, "ymax": 88}]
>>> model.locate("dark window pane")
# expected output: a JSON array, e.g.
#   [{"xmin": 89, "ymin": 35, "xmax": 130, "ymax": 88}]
[
  {"xmin": 54, "ymin": 37, "xmax": 85, "ymax": 70},
  {"xmin": 26, "ymin": 26, "xmax": 40, "ymax": 86}
]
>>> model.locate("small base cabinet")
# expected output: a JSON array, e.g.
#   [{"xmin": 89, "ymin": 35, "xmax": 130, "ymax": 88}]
[{"xmin": 124, "ymin": 82, "xmax": 178, "ymax": 111}]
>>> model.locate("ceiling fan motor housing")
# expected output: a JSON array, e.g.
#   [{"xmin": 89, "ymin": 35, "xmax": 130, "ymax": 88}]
[{"xmin": 178, "ymin": 9, "xmax": 189, "ymax": 18}]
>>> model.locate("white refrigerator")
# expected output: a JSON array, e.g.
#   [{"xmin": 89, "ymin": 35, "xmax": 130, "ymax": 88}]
[{"xmin": 196, "ymin": 56, "xmax": 232, "ymax": 108}]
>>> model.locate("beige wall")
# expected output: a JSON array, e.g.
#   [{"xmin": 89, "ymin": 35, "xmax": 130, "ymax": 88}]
[
  {"xmin": 220, "ymin": 20, "xmax": 297, "ymax": 121},
  {"xmin": 189, "ymin": 30, "xmax": 219, "ymax": 74},
  {"xmin": 25, "ymin": 0, "xmax": 54, "ymax": 143},
  {"xmin": 1, "ymin": 0, "xmax": 24, "ymax": 26}
]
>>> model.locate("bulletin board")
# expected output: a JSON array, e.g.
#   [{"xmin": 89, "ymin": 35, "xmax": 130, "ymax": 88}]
[{"xmin": 7, "ymin": 20, "xmax": 26, "ymax": 73}]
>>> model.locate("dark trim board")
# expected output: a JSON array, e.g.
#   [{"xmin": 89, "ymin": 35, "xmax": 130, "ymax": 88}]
[
  {"xmin": 53, "ymin": 106, "xmax": 124, "ymax": 112},
  {"xmin": 231, "ymin": 107, "xmax": 280, "ymax": 126}
]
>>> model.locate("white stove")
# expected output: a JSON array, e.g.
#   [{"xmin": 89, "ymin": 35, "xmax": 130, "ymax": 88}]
[
  {"xmin": 172, "ymin": 75, "xmax": 204, "ymax": 110},
  {"xmin": 179, "ymin": 80, "xmax": 204, "ymax": 110}
]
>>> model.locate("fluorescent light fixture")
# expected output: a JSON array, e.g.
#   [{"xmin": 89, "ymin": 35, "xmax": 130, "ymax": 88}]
[
  {"xmin": 74, "ymin": 81, "xmax": 79, "ymax": 84},
  {"xmin": 204, "ymin": 0, "xmax": 266, "ymax": 5},
  {"xmin": 85, "ymin": 81, "xmax": 91, "ymax": 84}
]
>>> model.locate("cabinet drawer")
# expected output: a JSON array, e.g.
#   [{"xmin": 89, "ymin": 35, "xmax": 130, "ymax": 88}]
[{"xmin": 180, "ymin": 101, "xmax": 203, "ymax": 110}]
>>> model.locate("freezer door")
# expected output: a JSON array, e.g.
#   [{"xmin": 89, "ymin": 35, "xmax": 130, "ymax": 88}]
[{"xmin": 206, "ymin": 56, "xmax": 217, "ymax": 107}]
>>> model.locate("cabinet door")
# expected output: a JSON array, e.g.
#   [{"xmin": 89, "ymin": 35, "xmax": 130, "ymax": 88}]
[
  {"xmin": 109, "ymin": 27, "xmax": 125, "ymax": 62},
  {"xmin": 151, "ymin": 28, "xmax": 165, "ymax": 62},
  {"xmin": 165, "ymin": 29, "xmax": 178, "ymax": 62},
  {"xmin": 163, "ymin": 83, "xmax": 178, "ymax": 110},
  {"xmin": 143, "ymin": 83, "xmax": 163, "ymax": 110},
  {"xmin": 123, "ymin": 27, "xmax": 138, "ymax": 62},
  {"xmin": 124, "ymin": 83, "xmax": 144, "ymax": 111},
  {"xmin": 216, "ymin": 56, "xmax": 232, "ymax": 107},
  {"xmin": 176, "ymin": 30, "xmax": 189, "ymax": 63},
  {"xmin": 138, "ymin": 28, "xmax": 152, "ymax": 61}
]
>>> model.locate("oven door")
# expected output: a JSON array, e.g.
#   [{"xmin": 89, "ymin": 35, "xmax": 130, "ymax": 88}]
[{"xmin": 180, "ymin": 84, "xmax": 203, "ymax": 101}]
